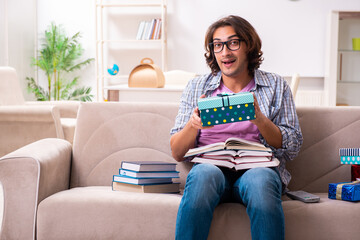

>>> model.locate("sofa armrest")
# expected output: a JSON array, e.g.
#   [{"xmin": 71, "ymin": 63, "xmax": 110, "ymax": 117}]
[{"xmin": 0, "ymin": 138, "xmax": 72, "ymax": 240}]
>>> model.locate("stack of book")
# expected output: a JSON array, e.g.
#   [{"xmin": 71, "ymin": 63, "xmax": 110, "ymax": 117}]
[
  {"xmin": 112, "ymin": 161, "xmax": 180, "ymax": 193},
  {"xmin": 185, "ymin": 137, "xmax": 279, "ymax": 171},
  {"xmin": 136, "ymin": 18, "xmax": 162, "ymax": 40}
]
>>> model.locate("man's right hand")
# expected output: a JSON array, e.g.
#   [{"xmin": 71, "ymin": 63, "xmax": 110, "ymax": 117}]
[{"xmin": 189, "ymin": 94, "xmax": 213, "ymax": 130}]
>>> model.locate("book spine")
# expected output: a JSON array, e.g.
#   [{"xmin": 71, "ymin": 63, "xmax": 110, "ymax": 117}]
[{"xmin": 136, "ymin": 21, "xmax": 145, "ymax": 40}]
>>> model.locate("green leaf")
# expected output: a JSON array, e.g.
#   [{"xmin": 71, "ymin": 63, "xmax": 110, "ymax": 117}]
[
  {"xmin": 26, "ymin": 77, "xmax": 49, "ymax": 101},
  {"xmin": 26, "ymin": 22, "xmax": 94, "ymax": 102}
]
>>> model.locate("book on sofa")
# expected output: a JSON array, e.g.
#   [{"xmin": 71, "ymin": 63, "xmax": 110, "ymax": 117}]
[
  {"xmin": 184, "ymin": 137, "xmax": 272, "ymax": 157},
  {"xmin": 112, "ymin": 161, "xmax": 179, "ymax": 193},
  {"xmin": 112, "ymin": 181, "xmax": 180, "ymax": 193},
  {"xmin": 121, "ymin": 161, "xmax": 177, "ymax": 172},
  {"xmin": 113, "ymin": 175, "xmax": 173, "ymax": 185},
  {"xmin": 119, "ymin": 169, "xmax": 180, "ymax": 178}
]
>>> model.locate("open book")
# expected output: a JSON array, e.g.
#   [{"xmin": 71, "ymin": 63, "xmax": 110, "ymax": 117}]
[
  {"xmin": 201, "ymin": 150, "xmax": 273, "ymax": 163},
  {"xmin": 185, "ymin": 137, "xmax": 272, "ymax": 157},
  {"xmin": 191, "ymin": 156, "xmax": 279, "ymax": 171}
]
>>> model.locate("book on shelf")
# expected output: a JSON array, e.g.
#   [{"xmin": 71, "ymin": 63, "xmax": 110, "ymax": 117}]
[
  {"xmin": 191, "ymin": 156, "xmax": 280, "ymax": 171},
  {"xmin": 119, "ymin": 169, "xmax": 180, "ymax": 178},
  {"xmin": 112, "ymin": 181, "xmax": 180, "ymax": 193},
  {"xmin": 121, "ymin": 161, "xmax": 177, "ymax": 172},
  {"xmin": 113, "ymin": 174, "xmax": 173, "ymax": 185},
  {"xmin": 185, "ymin": 137, "xmax": 272, "ymax": 157},
  {"xmin": 136, "ymin": 21, "xmax": 146, "ymax": 40},
  {"xmin": 136, "ymin": 18, "xmax": 162, "ymax": 40}
]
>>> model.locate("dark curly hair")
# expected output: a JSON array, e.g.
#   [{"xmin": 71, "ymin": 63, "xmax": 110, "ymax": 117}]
[{"xmin": 204, "ymin": 15, "xmax": 263, "ymax": 76}]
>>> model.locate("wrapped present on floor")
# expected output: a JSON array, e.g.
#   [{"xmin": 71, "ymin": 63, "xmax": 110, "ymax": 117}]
[
  {"xmin": 339, "ymin": 148, "xmax": 360, "ymax": 164},
  {"xmin": 328, "ymin": 181, "xmax": 360, "ymax": 201},
  {"xmin": 198, "ymin": 92, "xmax": 255, "ymax": 127}
]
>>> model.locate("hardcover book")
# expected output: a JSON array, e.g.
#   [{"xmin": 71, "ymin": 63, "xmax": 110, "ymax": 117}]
[
  {"xmin": 120, "ymin": 161, "xmax": 177, "ymax": 172},
  {"xmin": 112, "ymin": 181, "xmax": 180, "ymax": 193},
  {"xmin": 119, "ymin": 169, "xmax": 180, "ymax": 179},
  {"xmin": 185, "ymin": 137, "xmax": 272, "ymax": 157},
  {"xmin": 191, "ymin": 156, "xmax": 279, "ymax": 171},
  {"xmin": 113, "ymin": 175, "xmax": 172, "ymax": 185}
]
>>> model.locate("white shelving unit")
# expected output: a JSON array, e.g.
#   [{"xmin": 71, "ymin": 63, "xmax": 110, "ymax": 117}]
[
  {"xmin": 325, "ymin": 11, "xmax": 360, "ymax": 106},
  {"xmin": 95, "ymin": 0, "xmax": 167, "ymax": 101}
]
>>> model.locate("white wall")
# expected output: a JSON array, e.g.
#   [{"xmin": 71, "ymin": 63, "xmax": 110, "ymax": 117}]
[
  {"xmin": 0, "ymin": 0, "xmax": 36, "ymax": 100},
  {"xmin": 32, "ymin": 0, "xmax": 360, "ymax": 99}
]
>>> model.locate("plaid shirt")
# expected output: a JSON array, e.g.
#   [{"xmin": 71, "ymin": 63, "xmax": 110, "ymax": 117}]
[{"xmin": 170, "ymin": 69, "xmax": 303, "ymax": 188}]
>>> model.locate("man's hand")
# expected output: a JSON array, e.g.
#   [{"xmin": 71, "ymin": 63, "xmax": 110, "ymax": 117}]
[
  {"xmin": 250, "ymin": 93, "xmax": 282, "ymax": 149},
  {"xmin": 189, "ymin": 94, "xmax": 213, "ymax": 130},
  {"xmin": 250, "ymin": 93, "xmax": 266, "ymax": 126}
]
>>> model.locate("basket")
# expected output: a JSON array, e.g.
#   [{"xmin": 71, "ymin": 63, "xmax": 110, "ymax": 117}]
[{"xmin": 128, "ymin": 58, "xmax": 165, "ymax": 88}]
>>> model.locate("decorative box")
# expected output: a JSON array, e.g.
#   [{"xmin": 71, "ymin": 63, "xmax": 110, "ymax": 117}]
[
  {"xmin": 340, "ymin": 156, "xmax": 360, "ymax": 165},
  {"xmin": 351, "ymin": 165, "xmax": 360, "ymax": 181},
  {"xmin": 339, "ymin": 148, "xmax": 360, "ymax": 164},
  {"xmin": 198, "ymin": 92, "xmax": 255, "ymax": 127},
  {"xmin": 328, "ymin": 181, "xmax": 360, "ymax": 201}
]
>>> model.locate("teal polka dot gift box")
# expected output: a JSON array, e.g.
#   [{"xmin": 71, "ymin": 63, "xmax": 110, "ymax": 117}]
[{"xmin": 198, "ymin": 92, "xmax": 256, "ymax": 127}]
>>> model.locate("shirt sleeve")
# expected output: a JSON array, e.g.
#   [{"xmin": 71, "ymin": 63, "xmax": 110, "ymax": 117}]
[
  {"xmin": 170, "ymin": 80, "xmax": 197, "ymax": 135},
  {"xmin": 258, "ymin": 80, "xmax": 303, "ymax": 162}
]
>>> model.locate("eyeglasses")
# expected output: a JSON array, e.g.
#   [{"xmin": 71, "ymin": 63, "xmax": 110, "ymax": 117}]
[{"xmin": 210, "ymin": 39, "xmax": 242, "ymax": 53}]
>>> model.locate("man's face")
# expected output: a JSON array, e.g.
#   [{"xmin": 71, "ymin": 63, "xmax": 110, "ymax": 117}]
[{"xmin": 213, "ymin": 26, "xmax": 249, "ymax": 79}]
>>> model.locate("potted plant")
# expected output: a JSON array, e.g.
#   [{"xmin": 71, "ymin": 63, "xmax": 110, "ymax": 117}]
[{"xmin": 27, "ymin": 23, "xmax": 94, "ymax": 101}]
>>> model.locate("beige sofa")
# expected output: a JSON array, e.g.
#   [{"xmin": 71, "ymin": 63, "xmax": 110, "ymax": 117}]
[
  {"xmin": 0, "ymin": 67, "xmax": 79, "ymax": 154},
  {"xmin": 1, "ymin": 102, "xmax": 360, "ymax": 240}
]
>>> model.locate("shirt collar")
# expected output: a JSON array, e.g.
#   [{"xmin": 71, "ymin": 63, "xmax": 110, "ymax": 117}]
[
  {"xmin": 207, "ymin": 69, "xmax": 270, "ymax": 93},
  {"xmin": 254, "ymin": 69, "xmax": 271, "ymax": 88},
  {"xmin": 208, "ymin": 72, "xmax": 222, "ymax": 90}
]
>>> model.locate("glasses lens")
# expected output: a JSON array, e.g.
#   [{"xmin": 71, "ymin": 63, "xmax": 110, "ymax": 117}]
[
  {"xmin": 212, "ymin": 42, "xmax": 224, "ymax": 53},
  {"xmin": 211, "ymin": 39, "xmax": 241, "ymax": 53},
  {"xmin": 227, "ymin": 39, "xmax": 240, "ymax": 51}
]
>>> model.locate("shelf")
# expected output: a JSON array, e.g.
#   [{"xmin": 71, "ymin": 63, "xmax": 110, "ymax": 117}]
[
  {"xmin": 337, "ymin": 81, "xmax": 360, "ymax": 84},
  {"xmin": 338, "ymin": 49, "xmax": 360, "ymax": 53},
  {"xmin": 96, "ymin": 0, "xmax": 165, "ymax": 8},
  {"xmin": 97, "ymin": 4, "xmax": 163, "ymax": 8},
  {"xmin": 95, "ymin": 0, "xmax": 167, "ymax": 101}
]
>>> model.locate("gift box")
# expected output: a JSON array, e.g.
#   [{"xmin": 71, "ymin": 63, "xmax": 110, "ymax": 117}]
[
  {"xmin": 340, "ymin": 156, "xmax": 360, "ymax": 165},
  {"xmin": 198, "ymin": 92, "xmax": 255, "ymax": 127},
  {"xmin": 339, "ymin": 148, "xmax": 360, "ymax": 164},
  {"xmin": 351, "ymin": 165, "xmax": 360, "ymax": 181},
  {"xmin": 328, "ymin": 181, "xmax": 360, "ymax": 201},
  {"xmin": 339, "ymin": 148, "xmax": 360, "ymax": 157}
]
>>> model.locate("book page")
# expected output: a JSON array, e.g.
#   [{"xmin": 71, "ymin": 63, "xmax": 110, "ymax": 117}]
[
  {"xmin": 224, "ymin": 137, "xmax": 271, "ymax": 152},
  {"xmin": 184, "ymin": 142, "xmax": 226, "ymax": 157}
]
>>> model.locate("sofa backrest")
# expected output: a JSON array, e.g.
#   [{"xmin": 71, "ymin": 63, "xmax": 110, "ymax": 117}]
[
  {"xmin": 71, "ymin": 102, "xmax": 360, "ymax": 193},
  {"xmin": 287, "ymin": 106, "xmax": 360, "ymax": 192},
  {"xmin": 70, "ymin": 102, "xmax": 192, "ymax": 188}
]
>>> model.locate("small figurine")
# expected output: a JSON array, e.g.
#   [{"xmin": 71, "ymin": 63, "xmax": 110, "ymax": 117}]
[{"xmin": 108, "ymin": 64, "xmax": 119, "ymax": 75}]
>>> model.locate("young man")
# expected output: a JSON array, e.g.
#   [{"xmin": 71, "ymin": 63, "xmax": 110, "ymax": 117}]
[{"xmin": 170, "ymin": 15, "xmax": 303, "ymax": 240}]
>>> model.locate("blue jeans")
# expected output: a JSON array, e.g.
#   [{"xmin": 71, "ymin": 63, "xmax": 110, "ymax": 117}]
[{"xmin": 175, "ymin": 163, "xmax": 284, "ymax": 240}]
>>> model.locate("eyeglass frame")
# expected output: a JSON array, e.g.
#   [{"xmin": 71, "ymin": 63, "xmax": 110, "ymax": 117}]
[{"xmin": 209, "ymin": 39, "xmax": 242, "ymax": 53}]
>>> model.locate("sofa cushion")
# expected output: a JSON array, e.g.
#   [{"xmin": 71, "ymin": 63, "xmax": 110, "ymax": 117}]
[
  {"xmin": 37, "ymin": 186, "xmax": 182, "ymax": 240},
  {"xmin": 37, "ymin": 187, "xmax": 360, "ymax": 240}
]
